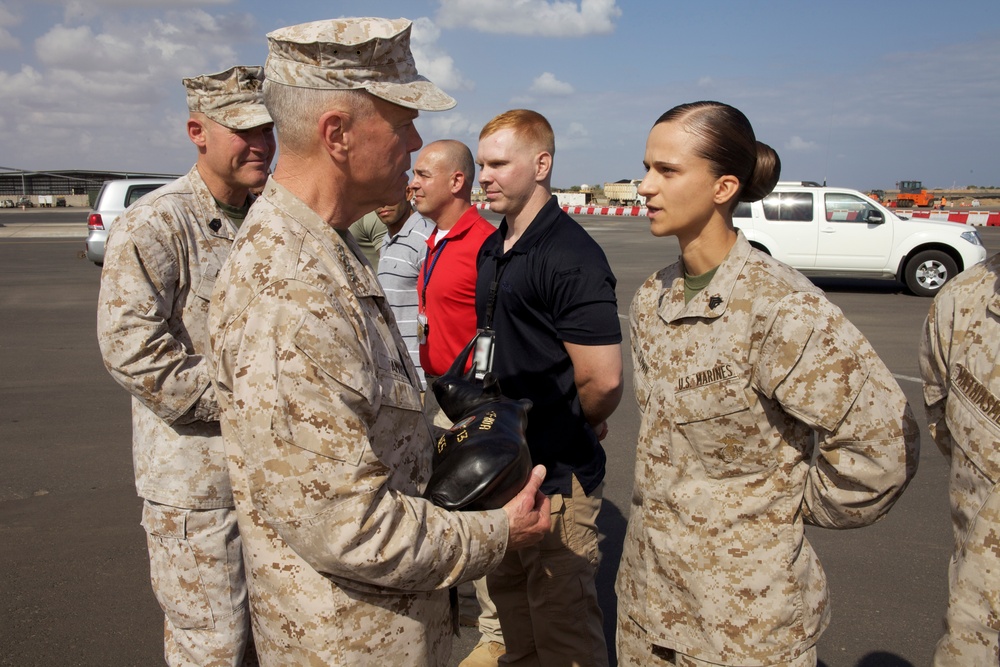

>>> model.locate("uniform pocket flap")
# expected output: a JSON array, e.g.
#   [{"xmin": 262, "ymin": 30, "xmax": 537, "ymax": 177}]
[
  {"xmin": 674, "ymin": 376, "xmax": 749, "ymax": 425},
  {"xmin": 140, "ymin": 502, "xmax": 187, "ymax": 539},
  {"xmin": 270, "ymin": 314, "xmax": 376, "ymax": 466}
]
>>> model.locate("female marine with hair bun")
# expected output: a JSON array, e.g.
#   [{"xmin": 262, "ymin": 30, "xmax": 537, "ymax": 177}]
[{"xmin": 614, "ymin": 101, "xmax": 919, "ymax": 666}]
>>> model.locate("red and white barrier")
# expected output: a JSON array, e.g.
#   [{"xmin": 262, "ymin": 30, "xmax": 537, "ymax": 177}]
[
  {"xmin": 474, "ymin": 202, "xmax": 647, "ymax": 217},
  {"xmin": 474, "ymin": 202, "xmax": 1000, "ymax": 226},
  {"xmin": 899, "ymin": 210, "xmax": 1000, "ymax": 227}
]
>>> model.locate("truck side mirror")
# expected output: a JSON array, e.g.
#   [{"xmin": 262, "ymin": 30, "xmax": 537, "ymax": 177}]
[{"xmin": 867, "ymin": 210, "xmax": 884, "ymax": 224}]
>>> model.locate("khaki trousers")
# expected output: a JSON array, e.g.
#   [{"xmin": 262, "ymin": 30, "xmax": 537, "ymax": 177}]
[{"xmin": 488, "ymin": 476, "xmax": 607, "ymax": 667}]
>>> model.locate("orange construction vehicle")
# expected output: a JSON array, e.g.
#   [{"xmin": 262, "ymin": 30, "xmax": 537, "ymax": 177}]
[
  {"xmin": 895, "ymin": 180, "xmax": 936, "ymax": 208},
  {"xmin": 867, "ymin": 189, "xmax": 885, "ymax": 203}
]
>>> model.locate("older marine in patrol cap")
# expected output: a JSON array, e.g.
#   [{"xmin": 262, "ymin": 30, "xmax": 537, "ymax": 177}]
[
  {"xmin": 97, "ymin": 65, "xmax": 274, "ymax": 666},
  {"xmin": 921, "ymin": 252, "xmax": 1000, "ymax": 665},
  {"xmin": 205, "ymin": 18, "xmax": 550, "ymax": 666}
]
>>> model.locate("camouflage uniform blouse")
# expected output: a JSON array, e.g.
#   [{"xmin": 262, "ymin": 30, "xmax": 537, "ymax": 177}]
[
  {"xmin": 920, "ymin": 252, "xmax": 1000, "ymax": 665},
  {"xmin": 616, "ymin": 232, "xmax": 919, "ymax": 665},
  {"xmin": 207, "ymin": 180, "xmax": 508, "ymax": 666},
  {"xmin": 97, "ymin": 165, "xmax": 236, "ymax": 509}
]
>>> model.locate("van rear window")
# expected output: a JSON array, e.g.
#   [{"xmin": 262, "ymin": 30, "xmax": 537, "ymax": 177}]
[{"xmin": 126, "ymin": 186, "xmax": 161, "ymax": 207}]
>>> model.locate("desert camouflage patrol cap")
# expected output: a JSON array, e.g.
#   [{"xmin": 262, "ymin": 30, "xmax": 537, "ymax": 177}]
[
  {"xmin": 265, "ymin": 17, "xmax": 456, "ymax": 112},
  {"xmin": 183, "ymin": 66, "xmax": 272, "ymax": 131}
]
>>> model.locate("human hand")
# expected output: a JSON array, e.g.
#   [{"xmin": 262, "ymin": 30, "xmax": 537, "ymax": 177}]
[
  {"xmin": 593, "ymin": 420, "xmax": 609, "ymax": 441},
  {"xmin": 503, "ymin": 465, "xmax": 550, "ymax": 550}
]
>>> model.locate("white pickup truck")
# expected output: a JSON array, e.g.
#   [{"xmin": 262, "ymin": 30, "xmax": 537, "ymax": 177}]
[{"xmin": 733, "ymin": 181, "xmax": 987, "ymax": 296}]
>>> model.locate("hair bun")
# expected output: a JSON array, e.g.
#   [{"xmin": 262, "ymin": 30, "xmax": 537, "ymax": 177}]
[{"xmin": 741, "ymin": 141, "xmax": 781, "ymax": 202}]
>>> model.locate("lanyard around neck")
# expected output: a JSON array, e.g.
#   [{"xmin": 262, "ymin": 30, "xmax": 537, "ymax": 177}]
[
  {"xmin": 420, "ymin": 237, "xmax": 449, "ymax": 309},
  {"xmin": 483, "ymin": 254, "xmax": 510, "ymax": 330}
]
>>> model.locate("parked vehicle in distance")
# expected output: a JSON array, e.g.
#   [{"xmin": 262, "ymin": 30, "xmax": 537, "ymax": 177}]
[
  {"xmin": 16, "ymin": 196, "xmax": 33, "ymax": 208},
  {"xmin": 603, "ymin": 179, "xmax": 646, "ymax": 206},
  {"xmin": 0, "ymin": 199, "xmax": 15, "ymax": 208},
  {"xmin": 85, "ymin": 178, "xmax": 173, "ymax": 265},
  {"xmin": 555, "ymin": 191, "xmax": 591, "ymax": 207},
  {"xmin": 733, "ymin": 181, "xmax": 987, "ymax": 296},
  {"xmin": 38, "ymin": 195, "xmax": 55, "ymax": 207},
  {"xmin": 56, "ymin": 197, "xmax": 67, "ymax": 207},
  {"xmin": 866, "ymin": 189, "xmax": 885, "ymax": 204},
  {"xmin": 894, "ymin": 180, "xmax": 935, "ymax": 208}
]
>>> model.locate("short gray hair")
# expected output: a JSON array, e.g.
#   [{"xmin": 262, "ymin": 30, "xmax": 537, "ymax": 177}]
[{"xmin": 263, "ymin": 81, "xmax": 375, "ymax": 152}]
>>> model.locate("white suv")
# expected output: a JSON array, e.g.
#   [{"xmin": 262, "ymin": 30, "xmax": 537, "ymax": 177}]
[
  {"xmin": 733, "ymin": 181, "xmax": 986, "ymax": 296},
  {"xmin": 85, "ymin": 178, "xmax": 173, "ymax": 265}
]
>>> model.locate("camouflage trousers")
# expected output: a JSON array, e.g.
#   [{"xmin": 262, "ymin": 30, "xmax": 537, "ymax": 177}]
[
  {"xmin": 932, "ymin": 515, "xmax": 1000, "ymax": 666},
  {"xmin": 142, "ymin": 501, "xmax": 254, "ymax": 667},
  {"xmin": 616, "ymin": 616, "xmax": 817, "ymax": 667}
]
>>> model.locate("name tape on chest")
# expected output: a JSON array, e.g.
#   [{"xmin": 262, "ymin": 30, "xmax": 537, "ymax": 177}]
[
  {"xmin": 676, "ymin": 363, "xmax": 735, "ymax": 392},
  {"xmin": 953, "ymin": 364, "xmax": 1000, "ymax": 428}
]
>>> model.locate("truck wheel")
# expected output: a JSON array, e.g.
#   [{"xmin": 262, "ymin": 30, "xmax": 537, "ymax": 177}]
[{"xmin": 904, "ymin": 250, "xmax": 957, "ymax": 297}]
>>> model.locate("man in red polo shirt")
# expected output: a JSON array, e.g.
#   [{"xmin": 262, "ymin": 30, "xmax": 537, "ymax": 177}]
[
  {"xmin": 411, "ymin": 139, "xmax": 503, "ymax": 667},
  {"xmin": 413, "ymin": 139, "xmax": 496, "ymax": 424}
]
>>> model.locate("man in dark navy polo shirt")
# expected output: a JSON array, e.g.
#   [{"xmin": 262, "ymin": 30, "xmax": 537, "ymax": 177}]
[{"xmin": 474, "ymin": 109, "xmax": 623, "ymax": 667}]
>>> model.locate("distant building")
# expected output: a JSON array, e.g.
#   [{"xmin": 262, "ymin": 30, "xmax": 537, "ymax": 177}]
[{"xmin": 0, "ymin": 169, "xmax": 181, "ymax": 206}]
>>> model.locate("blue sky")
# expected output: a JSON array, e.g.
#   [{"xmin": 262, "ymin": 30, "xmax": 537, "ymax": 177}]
[{"xmin": 1, "ymin": 0, "xmax": 997, "ymax": 191}]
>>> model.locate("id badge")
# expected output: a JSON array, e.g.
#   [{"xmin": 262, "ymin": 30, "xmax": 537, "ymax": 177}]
[
  {"xmin": 417, "ymin": 312, "xmax": 429, "ymax": 345},
  {"xmin": 472, "ymin": 329, "xmax": 496, "ymax": 380}
]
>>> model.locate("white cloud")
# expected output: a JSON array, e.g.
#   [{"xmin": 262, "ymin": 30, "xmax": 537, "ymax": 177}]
[
  {"xmin": 437, "ymin": 0, "xmax": 621, "ymax": 37},
  {"xmin": 421, "ymin": 111, "xmax": 479, "ymax": 140},
  {"xmin": 786, "ymin": 136, "xmax": 819, "ymax": 151},
  {"xmin": 0, "ymin": 2, "xmax": 21, "ymax": 49},
  {"xmin": 558, "ymin": 121, "xmax": 590, "ymax": 150},
  {"xmin": 530, "ymin": 72, "xmax": 574, "ymax": 96},
  {"xmin": 410, "ymin": 17, "xmax": 474, "ymax": 91},
  {"xmin": 0, "ymin": 26, "xmax": 18, "ymax": 49},
  {"xmin": 61, "ymin": 0, "xmax": 233, "ymax": 23},
  {"xmin": 0, "ymin": 6, "xmax": 257, "ymax": 171}
]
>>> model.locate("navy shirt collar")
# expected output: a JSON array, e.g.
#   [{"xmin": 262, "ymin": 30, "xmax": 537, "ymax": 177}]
[{"xmin": 491, "ymin": 195, "xmax": 561, "ymax": 258}]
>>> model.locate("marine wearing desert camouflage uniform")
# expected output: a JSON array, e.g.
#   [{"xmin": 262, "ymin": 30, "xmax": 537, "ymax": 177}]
[
  {"xmin": 617, "ymin": 233, "xmax": 920, "ymax": 665},
  {"xmin": 206, "ymin": 18, "xmax": 549, "ymax": 666},
  {"xmin": 920, "ymin": 252, "xmax": 1000, "ymax": 666},
  {"xmin": 97, "ymin": 66, "xmax": 274, "ymax": 666},
  {"xmin": 616, "ymin": 101, "xmax": 918, "ymax": 667}
]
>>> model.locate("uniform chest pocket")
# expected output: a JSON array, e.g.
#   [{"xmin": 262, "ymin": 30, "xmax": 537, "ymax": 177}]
[
  {"xmin": 947, "ymin": 390, "xmax": 1000, "ymax": 484},
  {"xmin": 191, "ymin": 265, "xmax": 219, "ymax": 302},
  {"xmin": 372, "ymin": 348, "xmax": 423, "ymax": 414},
  {"xmin": 674, "ymin": 378, "xmax": 771, "ymax": 479}
]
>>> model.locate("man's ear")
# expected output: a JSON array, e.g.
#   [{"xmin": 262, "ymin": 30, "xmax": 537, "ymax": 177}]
[
  {"xmin": 714, "ymin": 175, "xmax": 740, "ymax": 206},
  {"xmin": 450, "ymin": 170, "xmax": 465, "ymax": 195},
  {"xmin": 319, "ymin": 109, "xmax": 349, "ymax": 162},
  {"xmin": 535, "ymin": 152, "xmax": 552, "ymax": 182},
  {"xmin": 187, "ymin": 117, "xmax": 207, "ymax": 149}
]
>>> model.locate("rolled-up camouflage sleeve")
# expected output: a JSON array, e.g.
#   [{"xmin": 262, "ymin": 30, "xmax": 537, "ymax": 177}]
[
  {"xmin": 919, "ymin": 293, "xmax": 955, "ymax": 459},
  {"xmin": 98, "ymin": 211, "xmax": 216, "ymax": 424},
  {"xmin": 754, "ymin": 293, "xmax": 919, "ymax": 528},
  {"xmin": 221, "ymin": 278, "xmax": 507, "ymax": 593}
]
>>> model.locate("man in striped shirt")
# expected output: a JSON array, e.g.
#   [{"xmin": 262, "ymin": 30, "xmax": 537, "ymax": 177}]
[{"xmin": 376, "ymin": 185, "xmax": 435, "ymax": 389}]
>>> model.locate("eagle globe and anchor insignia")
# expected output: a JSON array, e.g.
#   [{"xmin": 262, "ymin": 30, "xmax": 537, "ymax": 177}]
[{"xmin": 423, "ymin": 336, "xmax": 533, "ymax": 511}]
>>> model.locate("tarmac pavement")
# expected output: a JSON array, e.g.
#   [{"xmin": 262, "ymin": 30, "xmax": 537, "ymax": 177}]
[{"xmin": 1, "ymin": 212, "xmax": 997, "ymax": 666}]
